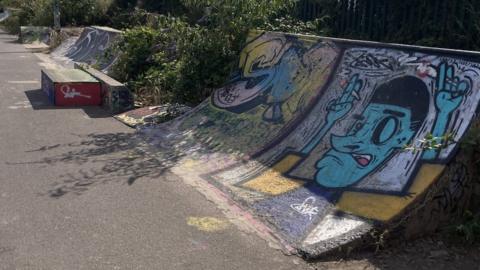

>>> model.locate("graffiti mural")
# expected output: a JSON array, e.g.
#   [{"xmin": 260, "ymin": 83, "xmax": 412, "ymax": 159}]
[
  {"xmin": 140, "ymin": 31, "xmax": 480, "ymax": 256},
  {"xmin": 285, "ymin": 61, "xmax": 470, "ymax": 189},
  {"xmin": 213, "ymin": 33, "xmax": 339, "ymax": 123},
  {"xmin": 177, "ymin": 32, "xmax": 340, "ymax": 155},
  {"xmin": 65, "ymin": 26, "xmax": 121, "ymax": 72}
]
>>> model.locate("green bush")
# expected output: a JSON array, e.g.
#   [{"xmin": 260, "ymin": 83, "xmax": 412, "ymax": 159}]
[
  {"xmin": 262, "ymin": 15, "xmax": 332, "ymax": 36},
  {"xmin": 106, "ymin": 7, "xmax": 151, "ymax": 29},
  {"xmin": 110, "ymin": 0, "xmax": 321, "ymax": 106},
  {"xmin": 1, "ymin": 11, "xmax": 20, "ymax": 34},
  {"xmin": 450, "ymin": 211, "xmax": 480, "ymax": 244},
  {"xmin": 0, "ymin": 0, "xmax": 113, "ymax": 32}
]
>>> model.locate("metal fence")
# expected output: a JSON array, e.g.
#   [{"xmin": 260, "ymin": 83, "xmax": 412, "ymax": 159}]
[{"xmin": 296, "ymin": 0, "xmax": 480, "ymax": 50}]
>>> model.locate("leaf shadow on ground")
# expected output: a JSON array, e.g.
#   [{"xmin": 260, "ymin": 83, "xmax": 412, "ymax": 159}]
[{"xmin": 8, "ymin": 131, "xmax": 186, "ymax": 198}]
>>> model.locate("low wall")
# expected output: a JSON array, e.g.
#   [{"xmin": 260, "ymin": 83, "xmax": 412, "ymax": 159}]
[{"xmin": 74, "ymin": 63, "xmax": 133, "ymax": 114}]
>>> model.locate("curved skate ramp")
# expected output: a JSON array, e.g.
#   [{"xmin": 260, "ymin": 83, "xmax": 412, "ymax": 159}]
[
  {"xmin": 140, "ymin": 31, "xmax": 480, "ymax": 257},
  {"xmin": 53, "ymin": 26, "xmax": 121, "ymax": 72},
  {"xmin": 0, "ymin": 9, "xmax": 10, "ymax": 22}
]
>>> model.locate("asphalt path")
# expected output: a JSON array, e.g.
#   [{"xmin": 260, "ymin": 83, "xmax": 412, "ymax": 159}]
[{"xmin": 0, "ymin": 30, "xmax": 310, "ymax": 270}]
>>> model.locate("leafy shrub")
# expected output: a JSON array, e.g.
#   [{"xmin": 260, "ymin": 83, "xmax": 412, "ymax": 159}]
[
  {"xmin": 106, "ymin": 7, "xmax": 152, "ymax": 29},
  {"xmin": 0, "ymin": 0, "xmax": 113, "ymax": 32},
  {"xmin": 110, "ymin": 0, "xmax": 320, "ymax": 106},
  {"xmin": 1, "ymin": 10, "xmax": 21, "ymax": 33},
  {"xmin": 111, "ymin": 21, "xmax": 183, "ymax": 105},
  {"xmin": 262, "ymin": 15, "xmax": 332, "ymax": 36},
  {"xmin": 450, "ymin": 211, "xmax": 480, "ymax": 244}
]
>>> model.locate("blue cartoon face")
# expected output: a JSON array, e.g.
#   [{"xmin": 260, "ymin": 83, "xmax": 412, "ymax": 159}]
[{"xmin": 315, "ymin": 103, "xmax": 415, "ymax": 188}]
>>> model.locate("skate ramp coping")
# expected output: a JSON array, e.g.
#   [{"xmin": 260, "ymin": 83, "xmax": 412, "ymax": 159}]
[{"xmin": 138, "ymin": 30, "xmax": 480, "ymax": 257}]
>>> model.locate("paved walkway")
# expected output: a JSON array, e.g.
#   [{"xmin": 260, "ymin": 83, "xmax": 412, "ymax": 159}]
[{"xmin": 0, "ymin": 30, "xmax": 309, "ymax": 269}]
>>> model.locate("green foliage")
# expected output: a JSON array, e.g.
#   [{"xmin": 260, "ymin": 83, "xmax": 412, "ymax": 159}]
[
  {"xmin": 450, "ymin": 210, "xmax": 480, "ymax": 244},
  {"xmin": 262, "ymin": 15, "xmax": 332, "ymax": 36},
  {"xmin": 111, "ymin": 20, "xmax": 182, "ymax": 104},
  {"xmin": 460, "ymin": 126, "xmax": 480, "ymax": 159},
  {"xmin": 107, "ymin": 7, "xmax": 152, "ymax": 29},
  {"xmin": 110, "ymin": 0, "xmax": 300, "ymax": 105},
  {"xmin": 58, "ymin": 0, "xmax": 112, "ymax": 26},
  {"xmin": 1, "ymin": 10, "xmax": 20, "ymax": 33},
  {"xmin": 403, "ymin": 133, "xmax": 456, "ymax": 153},
  {"xmin": 111, "ymin": 26, "xmax": 164, "ymax": 82},
  {"xmin": 0, "ymin": 0, "xmax": 112, "ymax": 32}
]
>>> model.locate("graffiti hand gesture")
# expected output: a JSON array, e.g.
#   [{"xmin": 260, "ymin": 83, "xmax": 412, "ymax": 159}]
[
  {"xmin": 435, "ymin": 63, "xmax": 469, "ymax": 115},
  {"xmin": 326, "ymin": 74, "xmax": 363, "ymax": 123}
]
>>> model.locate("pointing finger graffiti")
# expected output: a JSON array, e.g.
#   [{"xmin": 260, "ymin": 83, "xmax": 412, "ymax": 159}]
[
  {"xmin": 314, "ymin": 76, "xmax": 429, "ymax": 188},
  {"xmin": 300, "ymin": 74, "xmax": 364, "ymax": 155},
  {"xmin": 326, "ymin": 74, "xmax": 363, "ymax": 123},
  {"xmin": 423, "ymin": 62, "xmax": 471, "ymax": 160},
  {"xmin": 435, "ymin": 62, "xmax": 470, "ymax": 114}
]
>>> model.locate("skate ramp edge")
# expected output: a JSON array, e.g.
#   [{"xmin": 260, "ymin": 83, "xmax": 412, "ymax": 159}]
[
  {"xmin": 139, "ymin": 30, "xmax": 480, "ymax": 257},
  {"xmin": 56, "ymin": 26, "xmax": 121, "ymax": 72},
  {"xmin": 0, "ymin": 9, "xmax": 10, "ymax": 22}
]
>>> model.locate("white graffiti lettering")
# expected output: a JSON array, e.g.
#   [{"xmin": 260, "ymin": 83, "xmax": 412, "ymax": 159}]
[
  {"xmin": 290, "ymin": 197, "xmax": 319, "ymax": 220},
  {"xmin": 60, "ymin": 85, "xmax": 91, "ymax": 99}
]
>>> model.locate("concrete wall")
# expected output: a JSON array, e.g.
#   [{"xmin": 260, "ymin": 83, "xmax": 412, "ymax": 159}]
[{"xmin": 74, "ymin": 63, "xmax": 133, "ymax": 114}]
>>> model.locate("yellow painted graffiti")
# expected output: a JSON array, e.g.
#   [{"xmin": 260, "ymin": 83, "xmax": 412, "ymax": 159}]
[
  {"xmin": 337, "ymin": 164, "xmax": 445, "ymax": 221},
  {"xmin": 243, "ymin": 170, "xmax": 305, "ymax": 195},
  {"xmin": 242, "ymin": 154, "xmax": 304, "ymax": 195},
  {"xmin": 187, "ymin": 217, "xmax": 230, "ymax": 232}
]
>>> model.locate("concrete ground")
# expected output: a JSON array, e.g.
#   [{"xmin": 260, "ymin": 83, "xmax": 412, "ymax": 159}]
[{"xmin": 0, "ymin": 30, "xmax": 310, "ymax": 269}]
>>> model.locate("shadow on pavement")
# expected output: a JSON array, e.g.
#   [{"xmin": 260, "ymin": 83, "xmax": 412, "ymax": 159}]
[
  {"xmin": 7, "ymin": 131, "xmax": 184, "ymax": 198},
  {"xmin": 24, "ymin": 89, "xmax": 112, "ymax": 118}
]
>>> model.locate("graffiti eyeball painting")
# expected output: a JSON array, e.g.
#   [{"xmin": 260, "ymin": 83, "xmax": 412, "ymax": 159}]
[{"xmin": 314, "ymin": 76, "xmax": 430, "ymax": 188}]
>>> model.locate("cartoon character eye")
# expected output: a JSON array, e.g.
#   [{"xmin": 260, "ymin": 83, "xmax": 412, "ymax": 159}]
[
  {"xmin": 372, "ymin": 116, "xmax": 399, "ymax": 145},
  {"xmin": 353, "ymin": 122, "xmax": 364, "ymax": 133}
]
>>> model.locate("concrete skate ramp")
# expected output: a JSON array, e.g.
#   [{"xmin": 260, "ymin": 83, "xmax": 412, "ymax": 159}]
[
  {"xmin": 57, "ymin": 26, "xmax": 121, "ymax": 72},
  {"xmin": 0, "ymin": 9, "xmax": 10, "ymax": 22},
  {"xmin": 139, "ymin": 31, "xmax": 480, "ymax": 257}
]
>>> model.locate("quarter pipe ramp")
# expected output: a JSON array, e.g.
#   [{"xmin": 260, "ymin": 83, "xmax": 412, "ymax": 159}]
[
  {"xmin": 52, "ymin": 26, "xmax": 121, "ymax": 73},
  {"xmin": 139, "ymin": 31, "xmax": 480, "ymax": 257}
]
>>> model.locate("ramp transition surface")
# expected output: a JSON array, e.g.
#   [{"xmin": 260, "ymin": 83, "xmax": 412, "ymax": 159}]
[
  {"xmin": 139, "ymin": 31, "xmax": 480, "ymax": 257},
  {"xmin": 52, "ymin": 26, "xmax": 121, "ymax": 73},
  {"xmin": 0, "ymin": 10, "xmax": 10, "ymax": 22}
]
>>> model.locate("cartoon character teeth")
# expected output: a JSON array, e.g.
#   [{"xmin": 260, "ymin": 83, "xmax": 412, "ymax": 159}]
[{"xmin": 352, "ymin": 154, "xmax": 372, "ymax": 167}]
